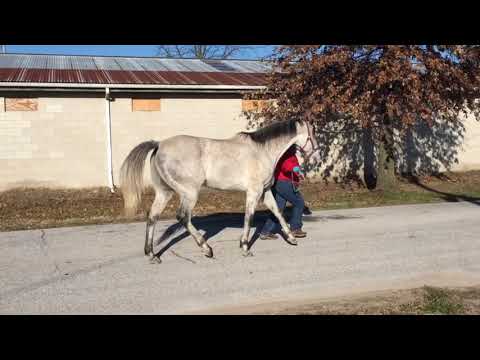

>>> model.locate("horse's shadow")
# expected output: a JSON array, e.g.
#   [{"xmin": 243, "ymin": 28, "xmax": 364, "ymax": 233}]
[{"xmin": 154, "ymin": 209, "xmax": 295, "ymax": 257}]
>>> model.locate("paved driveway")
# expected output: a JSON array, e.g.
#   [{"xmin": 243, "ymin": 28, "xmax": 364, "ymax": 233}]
[{"xmin": 1, "ymin": 202, "xmax": 480, "ymax": 314}]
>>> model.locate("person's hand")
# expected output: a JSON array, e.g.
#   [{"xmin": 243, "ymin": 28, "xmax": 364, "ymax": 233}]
[{"xmin": 293, "ymin": 166, "xmax": 305, "ymax": 180}]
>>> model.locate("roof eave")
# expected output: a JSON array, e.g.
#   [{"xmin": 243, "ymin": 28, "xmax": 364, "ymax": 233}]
[{"xmin": 0, "ymin": 82, "xmax": 266, "ymax": 93}]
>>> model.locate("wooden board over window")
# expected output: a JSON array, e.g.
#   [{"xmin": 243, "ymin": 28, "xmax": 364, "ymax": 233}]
[
  {"xmin": 5, "ymin": 98, "xmax": 38, "ymax": 111},
  {"xmin": 132, "ymin": 99, "xmax": 161, "ymax": 112},
  {"xmin": 242, "ymin": 99, "xmax": 270, "ymax": 112}
]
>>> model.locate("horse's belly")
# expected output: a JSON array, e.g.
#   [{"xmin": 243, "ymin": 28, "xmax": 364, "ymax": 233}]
[
  {"xmin": 205, "ymin": 177, "xmax": 246, "ymax": 191},
  {"xmin": 203, "ymin": 160, "xmax": 248, "ymax": 191}
]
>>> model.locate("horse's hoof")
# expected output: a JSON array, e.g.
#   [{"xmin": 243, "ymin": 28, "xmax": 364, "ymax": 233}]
[
  {"xmin": 203, "ymin": 246, "xmax": 213, "ymax": 258},
  {"xmin": 242, "ymin": 250, "xmax": 254, "ymax": 257},
  {"xmin": 286, "ymin": 237, "xmax": 298, "ymax": 246},
  {"xmin": 149, "ymin": 256, "xmax": 162, "ymax": 264}
]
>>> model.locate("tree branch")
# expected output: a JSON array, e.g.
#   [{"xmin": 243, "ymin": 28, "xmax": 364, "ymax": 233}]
[{"xmin": 156, "ymin": 45, "xmax": 265, "ymax": 59}]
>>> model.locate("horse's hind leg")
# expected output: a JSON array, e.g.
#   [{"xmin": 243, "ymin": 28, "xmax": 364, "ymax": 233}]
[
  {"xmin": 177, "ymin": 192, "xmax": 213, "ymax": 258},
  {"xmin": 145, "ymin": 184, "xmax": 173, "ymax": 263}
]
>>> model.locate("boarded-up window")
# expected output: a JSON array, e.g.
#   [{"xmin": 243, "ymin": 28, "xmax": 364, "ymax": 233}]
[
  {"xmin": 132, "ymin": 99, "xmax": 161, "ymax": 112},
  {"xmin": 242, "ymin": 99, "xmax": 270, "ymax": 112},
  {"xmin": 5, "ymin": 98, "xmax": 38, "ymax": 111}
]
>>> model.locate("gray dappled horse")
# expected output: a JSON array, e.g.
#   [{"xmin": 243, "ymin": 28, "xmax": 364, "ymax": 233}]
[{"xmin": 120, "ymin": 119, "xmax": 318, "ymax": 263}]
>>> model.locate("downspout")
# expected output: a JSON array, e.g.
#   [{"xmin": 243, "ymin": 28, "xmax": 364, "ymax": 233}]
[{"xmin": 105, "ymin": 87, "xmax": 115, "ymax": 193}]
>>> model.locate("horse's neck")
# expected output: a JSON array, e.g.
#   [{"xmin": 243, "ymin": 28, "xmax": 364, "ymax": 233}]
[{"xmin": 265, "ymin": 136, "xmax": 300, "ymax": 170}]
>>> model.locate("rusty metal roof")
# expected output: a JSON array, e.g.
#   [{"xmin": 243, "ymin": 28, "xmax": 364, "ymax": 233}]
[{"xmin": 0, "ymin": 53, "xmax": 270, "ymax": 88}]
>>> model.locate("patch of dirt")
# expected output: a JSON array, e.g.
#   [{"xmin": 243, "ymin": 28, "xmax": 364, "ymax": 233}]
[
  {"xmin": 1, "ymin": 170, "xmax": 480, "ymax": 232},
  {"xmin": 251, "ymin": 285, "xmax": 480, "ymax": 315},
  {"xmin": 0, "ymin": 186, "xmax": 249, "ymax": 232}
]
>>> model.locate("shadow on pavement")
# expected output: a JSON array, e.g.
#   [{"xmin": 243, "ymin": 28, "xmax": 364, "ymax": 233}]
[{"xmin": 153, "ymin": 207, "xmax": 364, "ymax": 257}]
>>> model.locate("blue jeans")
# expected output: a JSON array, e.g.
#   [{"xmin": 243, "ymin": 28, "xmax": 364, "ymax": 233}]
[{"xmin": 261, "ymin": 180, "xmax": 305, "ymax": 234}]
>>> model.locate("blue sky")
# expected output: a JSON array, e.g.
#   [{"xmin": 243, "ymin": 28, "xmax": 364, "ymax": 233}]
[{"xmin": 4, "ymin": 45, "xmax": 276, "ymax": 59}]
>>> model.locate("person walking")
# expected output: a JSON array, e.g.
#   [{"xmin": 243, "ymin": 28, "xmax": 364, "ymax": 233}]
[{"xmin": 260, "ymin": 145, "xmax": 307, "ymax": 240}]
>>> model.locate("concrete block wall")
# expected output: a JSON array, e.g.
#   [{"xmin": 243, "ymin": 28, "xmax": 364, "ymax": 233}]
[
  {"xmin": 452, "ymin": 112, "xmax": 480, "ymax": 172},
  {"xmin": 0, "ymin": 96, "xmax": 108, "ymax": 190},
  {"xmin": 2, "ymin": 91, "xmax": 480, "ymax": 191},
  {"xmin": 0, "ymin": 94, "xmax": 249, "ymax": 190}
]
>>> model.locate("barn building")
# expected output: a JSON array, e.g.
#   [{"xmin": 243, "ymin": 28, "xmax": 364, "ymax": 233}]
[{"xmin": 0, "ymin": 53, "xmax": 269, "ymax": 191}]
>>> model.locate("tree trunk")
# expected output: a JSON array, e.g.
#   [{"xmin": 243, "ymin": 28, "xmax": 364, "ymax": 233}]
[
  {"xmin": 376, "ymin": 139, "xmax": 397, "ymax": 192},
  {"xmin": 363, "ymin": 127, "xmax": 377, "ymax": 189},
  {"xmin": 375, "ymin": 113, "xmax": 398, "ymax": 192}
]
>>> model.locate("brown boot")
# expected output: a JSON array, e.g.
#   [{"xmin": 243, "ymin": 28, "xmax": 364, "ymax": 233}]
[{"xmin": 291, "ymin": 229, "xmax": 307, "ymax": 238}]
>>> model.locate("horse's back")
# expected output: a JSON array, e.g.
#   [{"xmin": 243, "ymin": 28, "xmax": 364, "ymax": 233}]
[
  {"xmin": 153, "ymin": 134, "xmax": 268, "ymax": 192},
  {"xmin": 158, "ymin": 134, "xmax": 201, "ymax": 153},
  {"xmin": 201, "ymin": 136, "xmax": 268, "ymax": 191}
]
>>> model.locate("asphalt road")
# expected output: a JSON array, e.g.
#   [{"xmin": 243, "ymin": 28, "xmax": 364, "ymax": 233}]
[{"xmin": 1, "ymin": 202, "xmax": 480, "ymax": 314}]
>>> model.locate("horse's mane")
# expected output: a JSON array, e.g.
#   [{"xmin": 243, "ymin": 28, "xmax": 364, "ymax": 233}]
[{"xmin": 238, "ymin": 119, "xmax": 302, "ymax": 144}]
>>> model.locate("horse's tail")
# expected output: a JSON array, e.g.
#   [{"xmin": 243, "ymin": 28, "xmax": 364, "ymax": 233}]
[{"xmin": 119, "ymin": 140, "xmax": 159, "ymax": 218}]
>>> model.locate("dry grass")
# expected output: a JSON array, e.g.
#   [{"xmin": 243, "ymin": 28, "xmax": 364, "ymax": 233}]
[
  {"xmin": 1, "ymin": 171, "xmax": 480, "ymax": 232},
  {"xmin": 256, "ymin": 285, "xmax": 480, "ymax": 315}
]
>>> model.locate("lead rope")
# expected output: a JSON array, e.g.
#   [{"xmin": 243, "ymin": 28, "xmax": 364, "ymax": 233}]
[{"xmin": 291, "ymin": 172, "xmax": 297, "ymax": 192}]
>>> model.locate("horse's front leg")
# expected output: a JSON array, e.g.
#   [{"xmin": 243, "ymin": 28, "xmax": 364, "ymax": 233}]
[
  {"xmin": 263, "ymin": 190, "xmax": 297, "ymax": 245},
  {"xmin": 240, "ymin": 190, "xmax": 262, "ymax": 257}
]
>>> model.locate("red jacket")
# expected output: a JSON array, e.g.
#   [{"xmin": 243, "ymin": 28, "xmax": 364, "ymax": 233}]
[{"xmin": 274, "ymin": 148, "xmax": 302, "ymax": 185}]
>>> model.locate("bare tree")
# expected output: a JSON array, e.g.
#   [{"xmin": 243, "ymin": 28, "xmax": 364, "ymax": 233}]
[{"xmin": 157, "ymin": 45, "xmax": 271, "ymax": 59}]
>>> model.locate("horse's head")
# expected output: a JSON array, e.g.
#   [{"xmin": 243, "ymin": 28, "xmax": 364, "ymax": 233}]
[{"xmin": 295, "ymin": 120, "xmax": 320, "ymax": 157}]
